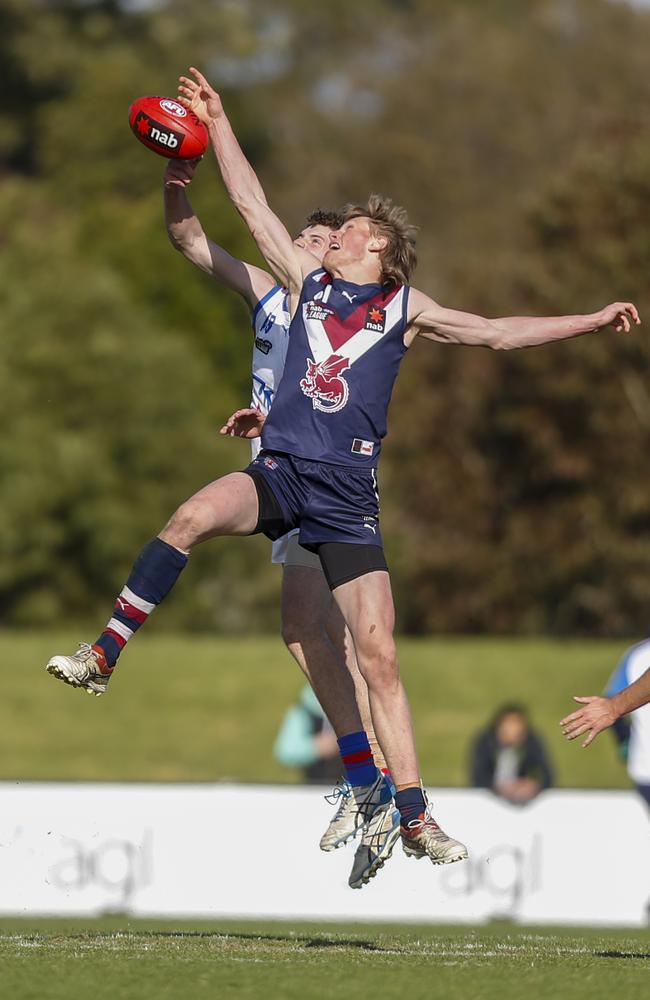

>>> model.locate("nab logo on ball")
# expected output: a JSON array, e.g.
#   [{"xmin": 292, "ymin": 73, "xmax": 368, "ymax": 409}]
[
  {"xmin": 133, "ymin": 110, "xmax": 183, "ymax": 152},
  {"xmin": 128, "ymin": 95, "xmax": 208, "ymax": 160}
]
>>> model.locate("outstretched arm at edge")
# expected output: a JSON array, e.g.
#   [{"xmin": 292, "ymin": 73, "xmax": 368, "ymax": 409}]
[
  {"xmin": 178, "ymin": 68, "xmax": 312, "ymax": 300},
  {"xmin": 560, "ymin": 668, "xmax": 650, "ymax": 748},
  {"xmin": 406, "ymin": 288, "xmax": 640, "ymax": 350},
  {"xmin": 163, "ymin": 159, "xmax": 275, "ymax": 310}
]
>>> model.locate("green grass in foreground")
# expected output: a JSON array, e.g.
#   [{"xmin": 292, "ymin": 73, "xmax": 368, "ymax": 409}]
[
  {"xmin": 0, "ymin": 630, "xmax": 636, "ymax": 787},
  {"xmin": 0, "ymin": 918, "xmax": 648, "ymax": 1000}
]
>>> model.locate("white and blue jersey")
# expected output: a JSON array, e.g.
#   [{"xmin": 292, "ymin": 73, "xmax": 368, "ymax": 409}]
[
  {"xmin": 606, "ymin": 640, "xmax": 650, "ymax": 785},
  {"xmin": 262, "ymin": 270, "xmax": 410, "ymax": 468},
  {"xmin": 250, "ymin": 284, "xmax": 290, "ymax": 460}
]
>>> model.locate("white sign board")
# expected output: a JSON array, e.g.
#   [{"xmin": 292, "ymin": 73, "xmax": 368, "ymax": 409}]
[{"xmin": 0, "ymin": 784, "xmax": 648, "ymax": 925}]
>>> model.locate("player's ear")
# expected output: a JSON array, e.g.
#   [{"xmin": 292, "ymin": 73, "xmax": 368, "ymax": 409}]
[{"xmin": 368, "ymin": 234, "xmax": 388, "ymax": 254}]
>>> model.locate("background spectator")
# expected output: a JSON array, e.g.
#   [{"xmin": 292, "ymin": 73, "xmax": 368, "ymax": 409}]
[
  {"xmin": 273, "ymin": 686, "xmax": 341, "ymax": 784},
  {"xmin": 470, "ymin": 704, "xmax": 553, "ymax": 804}
]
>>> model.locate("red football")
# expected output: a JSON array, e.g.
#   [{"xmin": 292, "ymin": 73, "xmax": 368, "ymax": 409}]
[{"xmin": 128, "ymin": 96, "xmax": 208, "ymax": 159}]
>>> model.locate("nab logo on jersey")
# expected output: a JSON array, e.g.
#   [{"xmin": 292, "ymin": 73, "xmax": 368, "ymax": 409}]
[
  {"xmin": 300, "ymin": 354, "xmax": 350, "ymax": 413},
  {"xmin": 365, "ymin": 305, "xmax": 386, "ymax": 333},
  {"xmin": 306, "ymin": 301, "xmax": 335, "ymax": 323}
]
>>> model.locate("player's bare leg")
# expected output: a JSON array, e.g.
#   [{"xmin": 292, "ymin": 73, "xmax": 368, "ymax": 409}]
[
  {"xmin": 46, "ymin": 474, "xmax": 259, "ymax": 693},
  {"xmin": 160, "ymin": 472, "xmax": 260, "ymax": 549},
  {"xmin": 281, "ymin": 563, "xmax": 393, "ymax": 859},
  {"xmin": 333, "ymin": 570, "xmax": 467, "ymax": 867},
  {"xmin": 332, "ymin": 571, "xmax": 418, "ymax": 783},
  {"xmin": 327, "ymin": 607, "xmax": 388, "ymax": 772},
  {"xmin": 281, "ymin": 565, "xmax": 363, "ymax": 737},
  {"xmin": 321, "ymin": 594, "xmax": 401, "ymax": 886}
]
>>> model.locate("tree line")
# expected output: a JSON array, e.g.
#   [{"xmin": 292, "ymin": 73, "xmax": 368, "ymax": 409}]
[{"xmin": 2, "ymin": 0, "xmax": 649, "ymax": 635}]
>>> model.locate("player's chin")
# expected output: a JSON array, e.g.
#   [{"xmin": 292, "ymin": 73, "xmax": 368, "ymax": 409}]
[{"xmin": 323, "ymin": 248, "xmax": 339, "ymax": 267}]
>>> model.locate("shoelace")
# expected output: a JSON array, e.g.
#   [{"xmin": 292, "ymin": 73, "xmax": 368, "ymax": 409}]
[
  {"xmin": 406, "ymin": 809, "xmax": 441, "ymax": 834},
  {"xmin": 75, "ymin": 642, "xmax": 110, "ymax": 677},
  {"xmin": 324, "ymin": 780, "xmax": 352, "ymax": 813}
]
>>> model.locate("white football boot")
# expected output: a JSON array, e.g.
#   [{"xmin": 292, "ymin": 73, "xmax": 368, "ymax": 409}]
[
  {"xmin": 46, "ymin": 642, "xmax": 113, "ymax": 696},
  {"xmin": 348, "ymin": 802, "xmax": 401, "ymax": 889},
  {"xmin": 319, "ymin": 771, "xmax": 390, "ymax": 851},
  {"xmin": 401, "ymin": 804, "xmax": 468, "ymax": 865}
]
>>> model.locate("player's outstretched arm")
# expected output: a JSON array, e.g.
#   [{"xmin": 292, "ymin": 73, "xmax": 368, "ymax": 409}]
[
  {"xmin": 560, "ymin": 668, "xmax": 650, "ymax": 748},
  {"xmin": 163, "ymin": 158, "xmax": 275, "ymax": 309},
  {"xmin": 177, "ymin": 67, "xmax": 304, "ymax": 297},
  {"xmin": 407, "ymin": 289, "xmax": 640, "ymax": 349}
]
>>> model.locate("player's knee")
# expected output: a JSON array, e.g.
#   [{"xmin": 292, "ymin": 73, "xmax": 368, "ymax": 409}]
[
  {"xmin": 162, "ymin": 499, "xmax": 212, "ymax": 549},
  {"xmin": 281, "ymin": 605, "xmax": 324, "ymax": 651},
  {"xmin": 356, "ymin": 638, "xmax": 399, "ymax": 693}
]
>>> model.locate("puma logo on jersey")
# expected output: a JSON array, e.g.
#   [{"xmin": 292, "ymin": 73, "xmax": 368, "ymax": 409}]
[{"xmin": 342, "ymin": 291, "xmax": 357, "ymax": 304}]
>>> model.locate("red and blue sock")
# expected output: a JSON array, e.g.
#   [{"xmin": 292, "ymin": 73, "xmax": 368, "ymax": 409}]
[
  {"xmin": 395, "ymin": 785, "xmax": 426, "ymax": 828},
  {"xmin": 337, "ymin": 731, "xmax": 377, "ymax": 787},
  {"xmin": 93, "ymin": 537, "xmax": 188, "ymax": 668}
]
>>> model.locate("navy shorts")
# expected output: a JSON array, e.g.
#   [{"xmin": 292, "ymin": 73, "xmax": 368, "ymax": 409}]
[{"xmin": 245, "ymin": 450, "xmax": 383, "ymax": 551}]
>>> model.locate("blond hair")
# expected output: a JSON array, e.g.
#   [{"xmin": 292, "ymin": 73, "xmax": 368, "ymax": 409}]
[{"xmin": 343, "ymin": 194, "xmax": 417, "ymax": 286}]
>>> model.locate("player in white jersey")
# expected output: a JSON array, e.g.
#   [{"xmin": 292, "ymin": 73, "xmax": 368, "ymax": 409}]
[
  {"xmin": 562, "ymin": 644, "xmax": 650, "ymax": 794},
  {"xmin": 162, "ymin": 157, "xmax": 399, "ymax": 886}
]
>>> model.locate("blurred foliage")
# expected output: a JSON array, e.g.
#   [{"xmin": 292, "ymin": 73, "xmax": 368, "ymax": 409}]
[{"xmin": 1, "ymin": 0, "xmax": 649, "ymax": 634}]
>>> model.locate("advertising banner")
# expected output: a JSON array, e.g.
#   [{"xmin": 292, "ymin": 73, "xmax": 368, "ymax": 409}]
[{"xmin": 0, "ymin": 784, "xmax": 647, "ymax": 925}]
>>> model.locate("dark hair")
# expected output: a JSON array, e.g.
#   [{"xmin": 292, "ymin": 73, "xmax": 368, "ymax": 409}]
[
  {"xmin": 305, "ymin": 208, "xmax": 345, "ymax": 230},
  {"xmin": 491, "ymin": 703, "xmax": 529, "ymax": 728},
  {"xmin": 342, "ymin": 193, "xmax": 418, "ymax": 286}
]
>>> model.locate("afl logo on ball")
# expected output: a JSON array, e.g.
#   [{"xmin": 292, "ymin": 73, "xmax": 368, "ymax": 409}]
[{"xmin": 159, "ymin": 99, "xmax": 187, "ymax": 118}]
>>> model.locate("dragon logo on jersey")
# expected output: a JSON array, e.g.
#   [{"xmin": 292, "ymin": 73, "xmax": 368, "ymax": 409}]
[{"xmin": 300, "ymin": 354, "xmax": 350, "ymax": 413}]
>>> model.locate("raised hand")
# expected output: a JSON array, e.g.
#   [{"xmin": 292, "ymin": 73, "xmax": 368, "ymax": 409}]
[
  {"xmin": 219, "ymin": 407, "xmax": 266, "ymax": 440},
  {"xmin": 177, "ymin": 67, "xmax": 223, "ymax": 125},
  {"xmin": 596, "ymin": 302, "xmax": 641, "ymax": 333},
  {"xmin": 163, "ymin": 157, "xmax": 201, "ymax": 189}
]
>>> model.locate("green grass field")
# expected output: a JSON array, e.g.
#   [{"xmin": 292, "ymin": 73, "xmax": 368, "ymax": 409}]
[
  {"xmin": 0, "ymin": 630, "xmax": 636, "ymax": 787},
  {"xmin": 1, "ymin": 918, "xmax": 648, "ymax": 1000}
]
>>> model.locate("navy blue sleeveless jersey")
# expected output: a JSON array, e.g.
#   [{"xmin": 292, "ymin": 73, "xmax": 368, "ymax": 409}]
[{"xmin": 261, "ymin": 270, "xmax": 410, "ymax": 468}]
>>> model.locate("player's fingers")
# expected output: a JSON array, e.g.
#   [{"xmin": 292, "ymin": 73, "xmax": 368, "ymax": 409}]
[
  {"xmin": 573, "ymin": 696, "xmax": 594, "ymax": 705},
  {"xmin": 625, "ymin": 302, "xmax": 640, "ymax": 324},
  {"xmin": 189, "ymin": 66, "xmax": 209, "ymax": 88},
  {"xmin": 566, "ymin": 721, "xmax": 592, "ymax": 738},
  {"xmin": 581, "ymin": 730, "xmax": 596, "ymax": 748}
]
